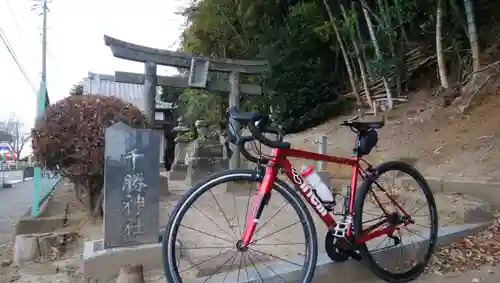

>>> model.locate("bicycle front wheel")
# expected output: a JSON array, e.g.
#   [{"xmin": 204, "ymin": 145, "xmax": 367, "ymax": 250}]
[{"xmin": 162, "ymin": 169, "xmax": 318, "ymax": 283}]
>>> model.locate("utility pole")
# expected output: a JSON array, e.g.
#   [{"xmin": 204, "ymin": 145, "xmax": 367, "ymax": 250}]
[
  {"xmin": 32, "ymin": 0, "xmax": 49, "ymax": 217},
  {"xmin": 41, "ymin": 0, "xmax": 47, "ymax": 84}
]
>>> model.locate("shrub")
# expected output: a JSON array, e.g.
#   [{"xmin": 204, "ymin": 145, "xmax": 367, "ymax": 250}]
[{"xmin": 31, "ymin": 95, "xmax": 148, "ymax": 217}]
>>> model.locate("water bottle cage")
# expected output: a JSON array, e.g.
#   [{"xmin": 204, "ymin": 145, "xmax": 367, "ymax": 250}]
[{"xmin": 312, "ymin": 191, "xmax": 336, "ymax": 211}]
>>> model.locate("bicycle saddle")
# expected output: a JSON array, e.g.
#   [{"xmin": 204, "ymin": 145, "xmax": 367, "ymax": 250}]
[{"xmin": 340, "ymin": 115, "xmax": 385, "ymax": 130}]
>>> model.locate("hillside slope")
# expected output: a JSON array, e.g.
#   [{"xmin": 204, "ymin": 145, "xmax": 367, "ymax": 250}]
[{"xmin": 285, "ymin": 78, "xmax": 500, "ymax": 182}]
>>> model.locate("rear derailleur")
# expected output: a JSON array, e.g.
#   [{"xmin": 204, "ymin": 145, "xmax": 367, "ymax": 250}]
[{"xmin": 325, "ymin": 232, "xmax": 361, "ymax": 262}]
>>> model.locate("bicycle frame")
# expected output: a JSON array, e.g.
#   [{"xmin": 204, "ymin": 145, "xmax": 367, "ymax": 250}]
[{"xmin": 241, "ymin": 147, "xmax": 410, "ymax": 246}]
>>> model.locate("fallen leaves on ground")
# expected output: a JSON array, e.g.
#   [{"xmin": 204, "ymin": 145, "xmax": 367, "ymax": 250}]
[{"xmin": 427, "ymin": 212, "xmax": 500, "ymax": 274}]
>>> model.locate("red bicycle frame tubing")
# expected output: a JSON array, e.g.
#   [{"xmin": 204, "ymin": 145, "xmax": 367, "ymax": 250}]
[
  {"xmin": 240, "ymin": 146, "xmax": 408, "ymax": 246},
  {"xmin": 241, "ymin": 147, "xmax": 360, "ymax": 245}
]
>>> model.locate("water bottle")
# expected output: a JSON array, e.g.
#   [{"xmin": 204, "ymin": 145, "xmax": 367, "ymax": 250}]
[{"xmin": 300, "ymin": 165, "xmax": 334, "ymax": 204}]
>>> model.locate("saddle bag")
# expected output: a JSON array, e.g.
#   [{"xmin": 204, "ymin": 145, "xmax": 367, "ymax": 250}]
[{"xmin": 358, "ymin": 129, "xmax": 378, "ymax": 156}]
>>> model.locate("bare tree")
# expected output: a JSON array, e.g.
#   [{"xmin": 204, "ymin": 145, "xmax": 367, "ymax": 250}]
[{"xmin": 0, "ymin": 117, "xmax": 31, "ymax": 159}]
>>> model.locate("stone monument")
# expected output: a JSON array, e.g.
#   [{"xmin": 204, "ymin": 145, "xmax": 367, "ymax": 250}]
[{"xmin": 103, "ymin": 122, "xmax": 161, "ymax": 248}]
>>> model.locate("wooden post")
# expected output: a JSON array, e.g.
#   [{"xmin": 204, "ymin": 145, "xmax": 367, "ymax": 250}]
[
  {"xmin": 229, "ymin": 72, "xmax": 241, "ymax": 169},
  {"xmin": 143, "ymin": 62, "xmax": 157, "ymax": 128}
]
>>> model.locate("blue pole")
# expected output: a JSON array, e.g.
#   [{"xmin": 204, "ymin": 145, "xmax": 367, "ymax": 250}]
[
  {"xmin": 31, "ymin": 0, "xmax": 48, "ymax": 217},
  {"xmin": 31, "ymin": 81, "xmax": 46, "ymax": 217}
]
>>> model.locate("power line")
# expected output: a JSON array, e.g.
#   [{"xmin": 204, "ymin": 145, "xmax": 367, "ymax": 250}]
[
  {"xmin": 4, "ymin": 0, "xmax": 39, "ymax": 62},
  {"xmin": 6, "ymin": 0, "xmax": 64, "ymax": 79},
  {"xmin": 0, "ymin": 27, "xmax": 37, "ymax": 94}
]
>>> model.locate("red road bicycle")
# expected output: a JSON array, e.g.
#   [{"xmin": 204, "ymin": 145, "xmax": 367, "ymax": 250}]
[{"xmin": 163, "ymin": 107, "xmax": 438, "ymax": 283}]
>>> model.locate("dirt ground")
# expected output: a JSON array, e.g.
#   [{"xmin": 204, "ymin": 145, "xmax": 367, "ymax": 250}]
[
  {"xmin": 0, "ymin": 180, "xmax": 102, "ymax": 283},
  {"xmin": 285, "ymin": 78, "xmax": 500, "ymax": 183}
]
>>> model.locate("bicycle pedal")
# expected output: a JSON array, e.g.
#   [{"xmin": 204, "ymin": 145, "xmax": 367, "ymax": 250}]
[{"xmin": 333, "ymin": 222, "xmax": 348, "ymax": 238}]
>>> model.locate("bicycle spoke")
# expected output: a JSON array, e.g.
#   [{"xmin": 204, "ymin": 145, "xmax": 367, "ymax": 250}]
[
  {"xmin": 248, "ymin": 247, "xmax": 303, "ymax": 267},
  {"xmin": 193, "ymin": 204, "xmax": 236, "ymax": 241},
  {"xmin": 236, "ymin": 252, "xmax": 243, "ymax": 283},
  {"xmin": 243, "ymin": 253, "xmax": 250, "ymax": 283},
  {"xmin": 404, "ymin": 227, "xmax": 427, "ymax": 240},
  {"xmin": 412, "ymin": 222, "xmax": 430, "ymax": 229},
  {"xmin": 250, "ymin": 220, "xmax": 301, "ymax": 244},
  {"xmin": 362, "ymin": 215, "xmax": 386, "ymax": 224},
  {"xmin": 252, "ymin": 242, "xmax": 305, "ymax": 246},
  {"xmin": 202, "ymin": 251, "xmax": 239, "ymax": 283},
  {"xmin": 251, "ymin": 203, "xmax": 290, "ymax": 238},
  {"xmin": 248, "ymin": 250, "xmax": 288, "ymax": 282},
  {"xmin": 180, "ymin": 224, "xmax": 234, "ymax": 244},
  {"xmin": 368, "ymin": 188, "xmax": 390, "ymax": 216},
  {"xmin": 180, "ymin": 246, "xmax": 235, "ymax": 250},
  {"xmin": 220, "ymin": 253, "xmax": 240, "ymax": 283},
  {"xmin": 210, "ymin": 190, "xmax": 239, "ymax": 239},
  {"xmin": 179, "ymin": 248, "xmax": 234, "ymax": 274},
  {"xmin": 246, "ymin": 251, "xmax": 266, "ymax": 283},
  {"xmin": 232, "ymin": 194, "xmax": 242, "ymax": 236}
]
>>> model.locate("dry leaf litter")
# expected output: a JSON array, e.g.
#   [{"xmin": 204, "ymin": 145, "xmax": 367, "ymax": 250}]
[{"xmin": 427, "ymin": 212, "xmax": 500, "ymax": 275}]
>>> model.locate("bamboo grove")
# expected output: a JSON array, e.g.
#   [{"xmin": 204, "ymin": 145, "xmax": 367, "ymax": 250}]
[{"xmin": 171, "ymin": 0, "xmax": 494, "ymax": 132}]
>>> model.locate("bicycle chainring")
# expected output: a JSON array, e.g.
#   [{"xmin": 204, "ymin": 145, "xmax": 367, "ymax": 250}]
[{"xmin": 324, "ymin": 232, "xmax": 351, "ymax": 262}]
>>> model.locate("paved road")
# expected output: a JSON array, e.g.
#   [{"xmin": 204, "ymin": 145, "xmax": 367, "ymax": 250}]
[{"xmin": 0, "ymin": 180, "xmax": 33, "ymax": 242}]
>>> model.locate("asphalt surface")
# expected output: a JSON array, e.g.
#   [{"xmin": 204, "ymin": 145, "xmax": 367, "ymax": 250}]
[{"xmin": 0, "ymin": 179, "xmax": 33, "ymax": 242}]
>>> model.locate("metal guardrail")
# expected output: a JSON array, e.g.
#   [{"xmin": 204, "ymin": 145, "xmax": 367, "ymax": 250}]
[
  {"xmin": 31, "ymin": 168, "xmax": 61, "ymax": 217},
  {"xmin": 0, "ymin": 161, "xmax": 32, "ymax": 171}
]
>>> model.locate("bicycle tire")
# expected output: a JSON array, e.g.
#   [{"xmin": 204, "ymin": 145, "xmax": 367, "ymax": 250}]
[
  {"xmin": 162, "ymin": 169, "xmax": 318, "ymax": 283},
  {"xmin": 354, "ymin": 161, "xmax": 438, "ymax": 283}
]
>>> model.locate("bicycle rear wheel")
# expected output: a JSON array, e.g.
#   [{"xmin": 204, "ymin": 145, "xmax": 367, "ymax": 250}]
[
  {"xmin": 162, "ymin": 169, "xmax": 318, "ymax": 283},
  {"xmin": 354, "ymin": 161, "xmax": 438, "ymax": 283}
]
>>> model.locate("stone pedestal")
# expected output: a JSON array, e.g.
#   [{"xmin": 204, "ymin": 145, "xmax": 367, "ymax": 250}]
[
  {"xmin": 169, "ymin": 139, "xmax": 190, "ymax": 181},
  {"xmin": 186, "ymin": 120, "xmax": 228, "ymax": 186},
  {"xmin": 116, "ymin": 264, "xmax": 145, "ymax": 283},
  {"xmin": 186, "ymin": 141, "xmax": 228, "ymax": 186}
]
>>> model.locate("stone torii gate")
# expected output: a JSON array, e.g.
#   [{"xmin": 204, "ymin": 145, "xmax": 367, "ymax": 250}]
[{"xmin": 103, "ymin": 35, "xmax": 268, "ymax": 169}]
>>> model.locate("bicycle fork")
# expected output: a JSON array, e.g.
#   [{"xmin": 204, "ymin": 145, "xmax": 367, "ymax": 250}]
[{"xmin": 240, "ymin": 165, "xmax": 277, "ymax": 246}]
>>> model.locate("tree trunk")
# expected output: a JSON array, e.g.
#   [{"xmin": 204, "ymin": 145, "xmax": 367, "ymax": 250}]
[
  {"xmin": 354, "ymin": 7, "xmax": 374, "ymax": 79},
  {"xmin": 340, "ymin": 3, "xmax": 374, "ymax": 109},
  {"xmin": 463, "ymin": 0, "xmax": 480, "ymax": 77},
  {"xmin": 378, "ymin": 0, "xmax": 401, "ymax": 105},
  {"xmin": 322, "ymin": 0, "xmax": 362, "ymax": 105},
  {"xmin": 394, "ymin": 0, "xmax": 409, "ymax": 43},
  {"xmin": 359, "ymin": 0, "xmax": 393, "ymax": 109},
  {"xmin": 436, "ymin": 0, "xmax": 450, "ymax": 89}
]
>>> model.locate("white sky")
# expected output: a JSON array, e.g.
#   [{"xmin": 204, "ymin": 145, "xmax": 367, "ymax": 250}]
[{"xmin": 0, "ymin": 0, "xmax": 187, "ymax": 143}]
